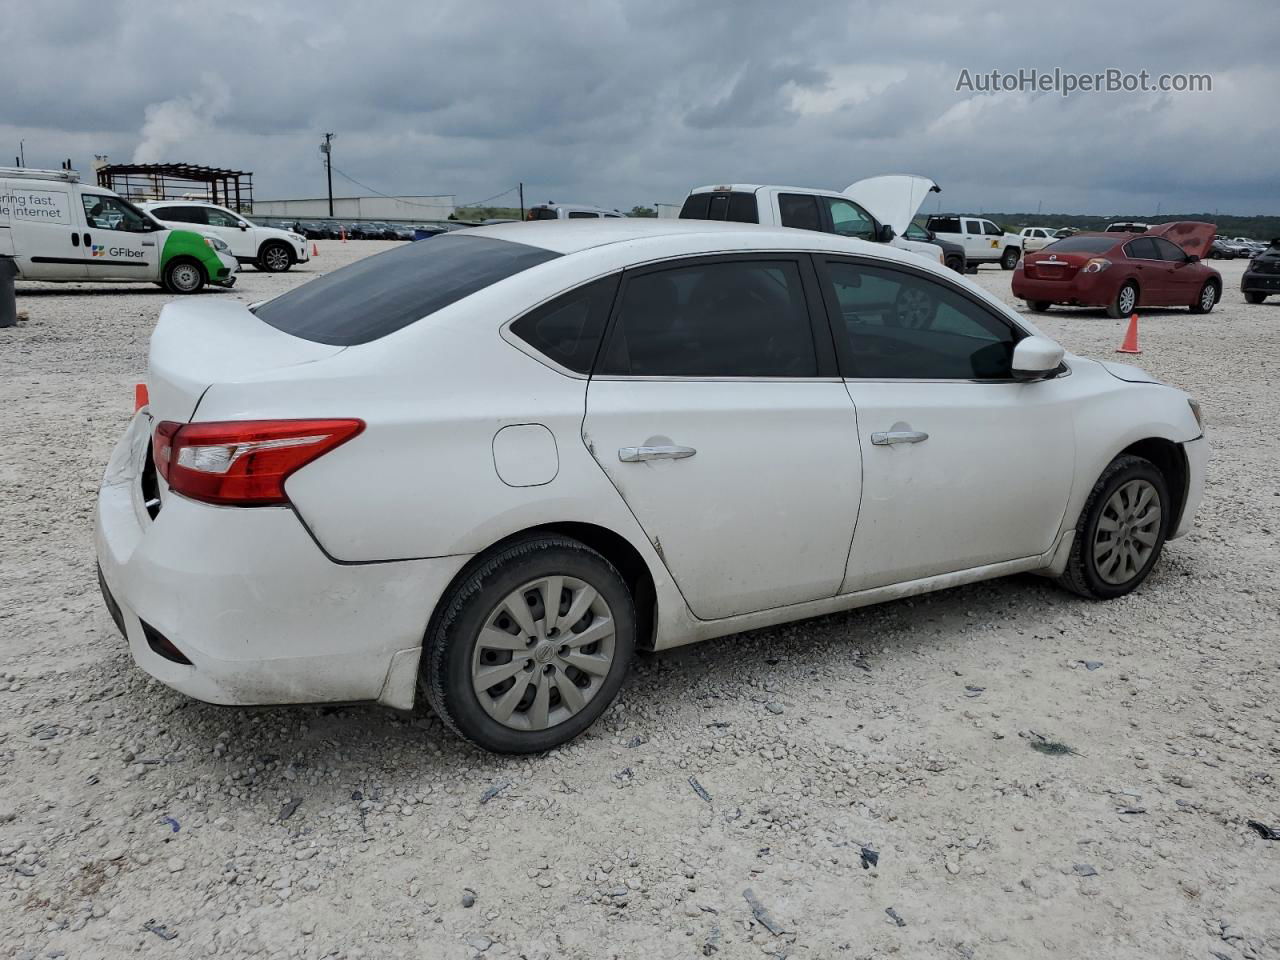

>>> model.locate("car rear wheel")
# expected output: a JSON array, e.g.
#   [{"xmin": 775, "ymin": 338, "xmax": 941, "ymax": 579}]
[
  {"xmin": 1108, "ymin": 281, "xmax": 1138, "ymax": 318},
  {"xmin": 1001, "ymin": 247, "xmax": 1020, "ymax": 270},
  {"xmin": 1244, "ymin": 291, "xmax": 1268, "ymax": 304},
  {"xmin": 162, "ymin": 258, "xmax": 206, "ymax": 295},
  {"xmin": 421, "ymin": 536, "xmax": 635, "ymax": 754},
  {"xmin": 1057, "ymin": 454, "xmax": 1169, "ymax": 600},
  {"xmin": 257, "ymin": 241, "xmax": 294, "ymax": 273},
  {"xmin": 1028, "ymin": 300, "xmax": 1052, "ymax": 313},
  {"xmin": 1189, "ymin": 281, "xmax": 1217, "ymax": 314}
]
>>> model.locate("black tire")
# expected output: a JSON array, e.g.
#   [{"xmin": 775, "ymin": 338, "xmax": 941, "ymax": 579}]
[
  {"xmin": 1000, "ymin": 246, "xmax": 1021, "ymax": 270},
  {"xmin": 1189, "ymin": 281, "xmax": 1218, "ymax": 314},
  {"xmin": 1028, "ymin": 300, "xmax": 1052, "ymax": 313},
  {"xmin": 1107, "ymin": 281, "xmax": 1138, "ymax": 319},
  {"xmin": 1057, "ymin": 454, "xmax": 1170, "ymax": 600},
  {"xmin": 257, "ymin": 241, "xmax": 294, "ymax": 273},
  {"xmin": 945, "ymin": 255, "xmax": 965, "ymax": 274},
  {"xmin": 1244, "ymin": 291, "xmax": 1268, "ymax": 304},
  {"xmin": 421, "ymin": 535, "xmax": 635, "ymax": 754},
  {"xmin": 162, "ymin": 258, "xmax": 206, "ymax": 295}
]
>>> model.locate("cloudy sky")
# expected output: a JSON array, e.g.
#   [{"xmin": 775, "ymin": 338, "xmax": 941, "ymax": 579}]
[{"xmin": 3, "ymin": 1, "xmax": 1277, "ymax": 216}]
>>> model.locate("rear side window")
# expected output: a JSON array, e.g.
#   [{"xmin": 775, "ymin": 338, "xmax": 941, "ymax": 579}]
[
  {"xmin": 509, "ymin": 275, "xmax": 619, "ymax": 374},
  {"xmin": 598, "ymin": 259, "xmax": 816, "ymax": 378},
  {"xmin": 1124, "ymin": 237, "xmax": 1160, "ymax": 260},
  {"xmin": 778, "ymin": 193, "xmax": 821, "ymax": 232},
  {"xmin": 567, "ymin": 211, "xmax": 599, "ymax": 219},
  {"xmin": 254, "ymin": 235, "xmax": 561, "ymax": 346},
  {"xmin": 153, "ymin": 206, "xmax": 204, "ymax": 224}
]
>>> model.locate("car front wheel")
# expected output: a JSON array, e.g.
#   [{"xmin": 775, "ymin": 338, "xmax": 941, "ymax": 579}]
[
  {"xmin": 1001, "ymin": 247, "xmax": 1021, "ymax": 270},
  {"xmin": 162, "ymin": 258, "xmax": 206, "ymax": 295},
  {"xmin": 1189, "ymin": 281, "xmax": 1217, "ymax": 314},
  {"xmin": 258, "ymin": 241, "xmax": 294, "ymax": 272},
  {"xmin": 421, "ymin": 536, "xmax": 635, "ymax": 753},
  {"xmin": 1058, "ymin": 454, "xmax": 1170, "ymax": 600}
]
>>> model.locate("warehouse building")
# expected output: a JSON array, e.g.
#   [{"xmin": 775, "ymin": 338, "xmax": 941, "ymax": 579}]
[{"xmin": 252, "ymin": 194, "xmax": 454, "ymax": 221}]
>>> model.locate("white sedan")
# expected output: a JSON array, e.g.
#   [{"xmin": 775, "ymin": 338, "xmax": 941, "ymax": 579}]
[{"xmin": 96, "ymin": 219, "xmax": 1207, "ymax": 753}]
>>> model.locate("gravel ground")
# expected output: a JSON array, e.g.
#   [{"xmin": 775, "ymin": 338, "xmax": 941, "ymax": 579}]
[{"xmin": 1, "ymin": 242, "xmax": 1277, "ymax": 960}]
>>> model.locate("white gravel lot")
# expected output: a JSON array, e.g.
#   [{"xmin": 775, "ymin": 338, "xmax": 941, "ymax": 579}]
[{"xmin": 1, "ymin": 241, "xmax": 1277, "ymax": 960}]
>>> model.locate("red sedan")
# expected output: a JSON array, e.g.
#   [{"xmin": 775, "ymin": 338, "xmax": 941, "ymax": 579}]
[{"xmin": 1012, "ymin": 222, "xmax": 1220, "ymax": 317}]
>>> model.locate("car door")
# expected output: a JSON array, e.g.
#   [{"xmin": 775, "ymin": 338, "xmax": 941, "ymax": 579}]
[
  {"xmin": 79, "ymin": 192, "xmax": 162, "ymax": 281},
  {"xmin": 4, "ymin": 181, "xmax": 85, "ymax": 279},
  {"xmin": 813, "ymin": 255, "xmax": 1075, "ymax": 591},
  {"xmin": 1122, "ymin": 237, "xmax": 1172, "ymax": 305},
  {"xmin": 961, "ymin": 218, "xmax": 988, "ymax": 259},
  {"xmin": 199, "ymin": 205, "xmax": 253, "ymax": 258},
  {"xmin": 582, "ymin": 254, "xmax": 862, "ymax": 620},
  {"xmin": 1149, "ymin": 235, "xmax": 1203, "ymax": 305}
]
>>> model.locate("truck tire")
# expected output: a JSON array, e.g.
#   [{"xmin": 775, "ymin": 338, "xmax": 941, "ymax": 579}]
[{"xmin": 1001, "ymin": 247, "xmax": 1021, "ymax": 270}]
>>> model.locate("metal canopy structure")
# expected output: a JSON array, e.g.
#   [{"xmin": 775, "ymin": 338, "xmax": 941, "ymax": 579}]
[{"xmin": 95, "ymin": 163, "xmax": 254, "ymax": 212}]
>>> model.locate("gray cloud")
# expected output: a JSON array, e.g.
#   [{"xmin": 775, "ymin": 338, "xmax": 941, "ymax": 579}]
[{"xmin": 2, "ymin": 0, "xmax": 1277, "ymax": 214}]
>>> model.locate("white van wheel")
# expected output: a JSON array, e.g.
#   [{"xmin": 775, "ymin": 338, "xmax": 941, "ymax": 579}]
[{"xmin": 164, "ymin": 259, "xmax": 205, "ymax": 295}]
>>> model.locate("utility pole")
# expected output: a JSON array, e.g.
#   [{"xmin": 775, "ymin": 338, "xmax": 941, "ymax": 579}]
[
  {"xmin": 320, "ymin": 133, "xmax": 335, "ymax": 217},
  {"xmin": 18, "ymin": 140, "xmax": 24, "ymax": 166},
  {"xmin": 518, "ymin": 182, "xmax": 524, "ymax": 220}
]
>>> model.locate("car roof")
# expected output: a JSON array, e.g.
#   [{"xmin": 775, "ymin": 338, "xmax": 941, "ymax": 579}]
[
  {"xmin": 139, "ymin": 200, "xmax": 226, "ymax": 208},
  {"xmin": 455, "ymin": 216, "xmax": 948, "ymax": 262},
  {"xmin": 688, "ymin": 183, "xmax": 845, "ymax": 197}
]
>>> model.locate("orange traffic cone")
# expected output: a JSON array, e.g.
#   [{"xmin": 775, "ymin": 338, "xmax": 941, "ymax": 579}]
[
  {"xmin": 134, "ymin": 382, "xmax": 149, "ymax": 412},
  {"xmin": 340, "ymin": 228, "xmax": 346, "ymax": 243},
  {"xmin": 312, "ymin": 242, "xmax": 320, "ymax": 257},
  {"xmin": 1116, "ymin": 313, "xmax": 1141, "ymax": 354}
]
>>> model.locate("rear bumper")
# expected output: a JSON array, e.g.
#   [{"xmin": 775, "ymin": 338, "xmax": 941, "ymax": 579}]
[
  {"xmin": 1241, "ymin": 271, "xmax": 1280, "ymax": 294},
  {"xmin": 94, "ymin": 411, "xmax": 468, "ymax": 708},
  {"xmin": 1012, "ymin": 271, "xmax": 1113, "ymax": 306},
  {"xmin": 1172, "ymin": 435, "xmax": 1208, "ymax": 540}
]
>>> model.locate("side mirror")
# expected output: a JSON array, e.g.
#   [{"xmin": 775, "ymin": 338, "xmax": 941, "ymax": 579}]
[
  {"xmin": 1011, "ymin": 335, "xmax": 1065, "ymax": 381},
  {"xmin": 876, "ymin": 223, "xmax": 895, "ymax": 244},
  {"xmin": 238, "ymin": 222, "xmax": 249, "ymax": 230},
  {"xmin": 1185, "ymin": 253, "xmax": 1199, "ymax": 263}
]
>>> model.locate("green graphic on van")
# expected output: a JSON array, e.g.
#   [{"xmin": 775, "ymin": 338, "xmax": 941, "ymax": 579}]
[{"xmin": 161, "ymin": 229, "xmax": 230, "ymax": 280}]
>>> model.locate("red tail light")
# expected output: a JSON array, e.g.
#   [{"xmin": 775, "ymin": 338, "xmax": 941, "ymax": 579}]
[{"xmin": 153, "ymin": 419, "xmax": 364, "ymax": 506}]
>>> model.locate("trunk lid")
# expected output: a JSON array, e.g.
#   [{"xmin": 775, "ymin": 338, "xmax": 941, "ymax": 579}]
[
  {"xmin": 842, "ymin": 175, "xmax": 940, "ymax": 236},
  {"xmin": 1147, "ymin": 221, "xmax": 1216, "ymax": 260},
  {"xmin": 1022, "ymin": 250, "xmax": 1092, "ymax": 281},
  {"xmin": 148, "ymin": 299, "xmax": 345, "ymax": 423}
]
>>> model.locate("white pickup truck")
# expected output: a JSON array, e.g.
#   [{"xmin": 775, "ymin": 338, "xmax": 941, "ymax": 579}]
[
  {"xmin": 678, "ymin": 175, "xmax": 946, "ymax": 266},
  {"xmin": 924, "ymin": 215, "xmax": 1023, "ymax": 269}
]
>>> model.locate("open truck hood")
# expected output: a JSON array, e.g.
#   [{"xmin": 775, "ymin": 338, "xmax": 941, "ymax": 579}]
[
  {"xmin": 843, "ymin": 175, "xmax": 941, "ymax": 236},
  {"xmin": 148, "ymin": 299, "xmax": 345, "ymax": 423},
  {"xmin": 1148, "ymin": 221, "xmax": 1216, "ymax": 260}
]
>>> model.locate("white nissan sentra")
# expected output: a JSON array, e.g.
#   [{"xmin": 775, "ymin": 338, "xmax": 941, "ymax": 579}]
[{"xmin": 96, "ymin": 219, "xmax": 1207, "ymax": 753}]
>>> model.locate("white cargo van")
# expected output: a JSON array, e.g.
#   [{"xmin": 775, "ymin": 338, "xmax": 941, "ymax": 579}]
[{"xmin": 0, "ymin": 167, "xmax": 238, "ymax": 293}]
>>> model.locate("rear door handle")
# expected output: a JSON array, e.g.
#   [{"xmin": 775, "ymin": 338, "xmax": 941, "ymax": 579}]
[
  {"xmin": 871, "ymin": 430, "xmax": 928, "ymax": 446},
  {"xmin": 618, "ymin": 445, "xmax": 697, "ymax": 462}
]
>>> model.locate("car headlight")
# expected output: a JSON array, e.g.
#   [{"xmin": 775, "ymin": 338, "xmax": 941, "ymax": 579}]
[
  {"xmin": 203, "ymin": 236, "xmax": 231, "ymax": 253},
  {"xmin": 1188, "ymin": 398, "xmax": 1203, "ymax": 431},
  {"xmin": 289, "ymin": 233, "xmax": 305, "ymax": 242},
  {"xmin": 1082, "ymin": 258, "xmax": 1112, "ymax": 273}
]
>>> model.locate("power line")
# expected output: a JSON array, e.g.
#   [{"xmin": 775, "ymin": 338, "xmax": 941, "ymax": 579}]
[{"xmin": 329, "ymin": 165, "xmax": 518, "ymax": 211}]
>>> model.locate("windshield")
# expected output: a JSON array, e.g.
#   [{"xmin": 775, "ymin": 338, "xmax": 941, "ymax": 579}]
[
  {"xmin": 1041, "ymin": 235, "xmax": 1119, "ymax": 254},
  {"xmin": 254, "ymin": 234, "xmax": 560, "ymax": 345}
]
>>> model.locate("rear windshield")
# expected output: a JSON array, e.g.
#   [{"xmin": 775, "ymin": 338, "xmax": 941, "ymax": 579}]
[
  {"xmin": 254, "ymin": 234, "xmax": 560, "ymax": 345},
  {"xmin": 679, "ymin": 191, "xmax": 758, "ymax": 223},
  {"xmin": 528, "ymin": 207, "xmax": 558, "ymax": 220},
  {"xmin": 1041, "ymin": 235, "xmax": 1118, "ymax": 254}
]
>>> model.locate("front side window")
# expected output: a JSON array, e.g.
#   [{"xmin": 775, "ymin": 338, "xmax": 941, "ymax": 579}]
[
  {"xmin": 81, "ymin": 195, "xmax": 152, "ymax": 232},
  {"xmin": 904, "ymin": 222, "xmax": 930, "ymax": 242},
  {"xmin": 598, "ymin": 259, "xmax": 816, "ymax": 378},
  {"xmin": 509, "ymin": 275, "xmax": 619, "ymax": 374},
  {"xmin": 1150, "ymin": 237, "xmax": 1189, "ymax": 261},
  {"xmin": 983, "ymin": 221, "xmax": 1003, "ymax": 236},
  {"xmin": 778, "ymin": 193, "xmax": 821, "ymax": 232},
  {"xmin": 204, "ymin": 207, "xmax": 243, "ymax": 227},
  {"xmin": 821, "ymin": 259, "xmax": 1019, "ymax": 380},
  {"xmin": 824, "ymin": 198, "xmax": 876, "ymax": 240}
]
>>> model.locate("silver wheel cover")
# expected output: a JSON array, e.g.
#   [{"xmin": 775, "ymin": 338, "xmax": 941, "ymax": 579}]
[
  {"xmin": 1093, "ymin": 478, "xmax": 1161, "ymax": 585},
  {"xmin": 172, "ymin": 263, "xmax": 200, "ymax": 292},
  {"xmin": 1118, "ymin": 285, "xmax": 1136, "ymax": 314},
  {"xmin": 471, "ymin": 576, "xmax": 616, "ymax": 731}
]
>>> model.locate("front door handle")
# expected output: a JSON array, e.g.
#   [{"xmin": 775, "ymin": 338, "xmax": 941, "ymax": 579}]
[
  {"xmin": 618, "ymin": 445, "xmax": 697, "ymax": 462},
  {"xmin": 871, "ymin": 430, "xmax": 928, "ymax": 446}
]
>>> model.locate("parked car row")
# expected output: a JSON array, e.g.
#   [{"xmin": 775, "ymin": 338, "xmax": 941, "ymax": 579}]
[{"xmin": 257, "ymin": 219, "xmax": 451, "ymax": 242}]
